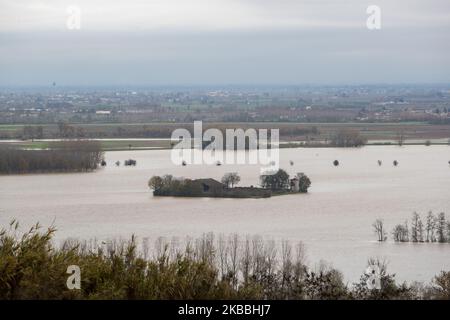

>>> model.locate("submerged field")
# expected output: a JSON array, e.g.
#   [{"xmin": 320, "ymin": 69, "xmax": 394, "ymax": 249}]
[{"xmin": 1, "ymin": 146, "xmax": 449, "ymax": 283}]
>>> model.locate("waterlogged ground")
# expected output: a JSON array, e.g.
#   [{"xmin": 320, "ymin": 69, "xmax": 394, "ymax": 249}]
[{"xmin": 1, "ymin": 145, "xmax": 449, "ymax": 283}]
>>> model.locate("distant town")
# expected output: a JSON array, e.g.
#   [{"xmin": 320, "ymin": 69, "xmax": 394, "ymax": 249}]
[{"xmin": 1, "ymin": 85, "xmax": 449, "ymax": 125}]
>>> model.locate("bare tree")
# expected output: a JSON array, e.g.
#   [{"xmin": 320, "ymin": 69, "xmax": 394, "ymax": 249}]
[
  {"xmin": 228, "ymin": 234, "xmax": 239, "ymax": 289},
  {"xmin": 392, "ymin": 222, "xmax": 409, "ymax": 242},
  {"xmin": 417, "ymin": 219, "xmax": 425, "ymax": 243},
  {"xmin": 426, "ymin": 211, "xmax": 436, "ymax": 242},
  {"xmin": 436, "ymin": 212, "xmax": 447, "ymax": 243},
  {"xmin": 372, "ymin": 219, "xmax": 387, "ymax": 242},
  {"xmin": 241, "ymin": 236, "xmax": 252, "ymax": 283},
  {"xmin": 411, "ymin": 212, "xmax": 423, "ymax": 243},
  {"xmin": 396, "ymin": 130, "xmax": 405, "ymax": 146},
  {"xmin": 446, "ymin": 222, "xmax": 450, "ymax": 243},
  {"xmin": 281, "ymin": 240, "xmax": 293, "ymax": 290}
]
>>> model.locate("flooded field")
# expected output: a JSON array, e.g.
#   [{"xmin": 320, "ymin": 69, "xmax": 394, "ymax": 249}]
[{"xmin": 1, "ymin": 145, "xmax": 449, "ymax": 283}]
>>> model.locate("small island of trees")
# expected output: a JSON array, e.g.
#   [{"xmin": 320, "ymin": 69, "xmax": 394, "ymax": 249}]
[{"xmin": 148, "ymin": 169, "xmax": 311, "ymax": 198}]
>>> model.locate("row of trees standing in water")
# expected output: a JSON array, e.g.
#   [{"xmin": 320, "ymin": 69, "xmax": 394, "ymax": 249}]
[
  {"xmin": 0, "ymin": 141, "xmax": 104, "ymax": 174},
  {"xmin": 373, "ymin": 211, "xmax": 450, "ymax": 243}
]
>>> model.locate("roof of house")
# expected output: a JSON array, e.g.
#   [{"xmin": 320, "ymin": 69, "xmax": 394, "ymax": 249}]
[{"xmin": 192, "ymin": 178, "xmax": 225, "ymax": 187}]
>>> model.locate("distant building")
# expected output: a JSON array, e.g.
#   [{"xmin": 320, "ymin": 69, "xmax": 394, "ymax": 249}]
[
  {"xmin": 96, "ymin": 110, "xmax": 111, "ymax": 115},
  {"xmin": 192, "ymin": 178, "xmax": 226, "ymax": 194}
]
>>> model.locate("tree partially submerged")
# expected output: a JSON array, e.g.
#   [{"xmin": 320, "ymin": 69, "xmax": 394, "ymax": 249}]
[
  {"xmin": 0, "ymin": 141, "xmax": 104, "ymax": 174},
  {"xmin": 436, "ymin": 212, "xmax": 447, "ymax": 243},
  {"xmin": 411, "ymin": 212, "xmax": 424, "ymax": 243},
  {"xmin": 382, "ymin": 211, "xmax": 450, "ymax": 243},
  {"xmin": 392, "ymin": 222, "xmax": 409, "ymax": 242},
  {"xmin": 396, "ymin": 130, "xmax": 405, "ymax": 146},
  {"xmin": 372, "ymin": 219, "xmax": 387, "ymax": 242}
]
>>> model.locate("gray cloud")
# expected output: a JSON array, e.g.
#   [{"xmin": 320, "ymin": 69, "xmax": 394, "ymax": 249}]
[{"xmin": 0, "ymin": 0, "xmax": 449, "ymax": 86}]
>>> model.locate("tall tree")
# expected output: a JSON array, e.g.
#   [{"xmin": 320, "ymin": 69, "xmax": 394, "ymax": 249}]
[
  {"xmin": 436, "ymin": 212, "xmax": 447, "ymax": 243},
  {"xmin": 372, "ymin": 219, "xmax": 387, "ymax": 242},
  {"xmin": 411, "ymin": 212, "xmax": 422, "ymax": 243},
  {"xmin": 426, "ymin": 211, "xmax": 436, "ymax": 242}
]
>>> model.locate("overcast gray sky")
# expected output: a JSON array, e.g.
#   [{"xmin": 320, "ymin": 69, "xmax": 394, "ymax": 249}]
[{"xmin": 1, "ymin": 0, "xmax": 449, "ymax": 86}]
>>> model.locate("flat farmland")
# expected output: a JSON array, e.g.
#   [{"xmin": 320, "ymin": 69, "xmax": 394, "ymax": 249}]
[{"xmin": 0, "ymin": 122, "xmax": 449, "ymax": 145}]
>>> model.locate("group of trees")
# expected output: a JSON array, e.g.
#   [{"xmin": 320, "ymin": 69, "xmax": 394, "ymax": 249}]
[
  {"xmin": 148, "ymin": 175, "xmax": 206, "ymax": 196},
  {"xmin": 330, "ymin": 129, "xmax": 367, "ymax": 147},
  {"xmin": 148, "ymin": 174, "xmax": 178, "ymax": 194},
  {"xmin": 57, "ymin": 121, "xmax": 86, "ymax": 138},
  {"xmin": 260, "ymin": 169, "xmax": 311, "ymax": 193},
  {"xmin": 1, "ymin": 223, "xmax": 449, "ymax": 300},
  {"xmin": 0, "ymin": 141, "xmax": 104, "ymax": 174},
  {"xmin": 373, "ymin": 212, "xmax": 450, "ymax": 243},
  {"xmin": 21, "ymin": 123, "xmax": 86, "ymax": 140}
]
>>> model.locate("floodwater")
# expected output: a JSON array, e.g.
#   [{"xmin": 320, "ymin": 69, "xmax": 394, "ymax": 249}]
[{"xmin": 1, "ymin": 146, "xmax": 449, "ymax": 283}]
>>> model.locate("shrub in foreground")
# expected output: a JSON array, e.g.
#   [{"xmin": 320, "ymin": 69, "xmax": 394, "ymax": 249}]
[{"xmin": 0, "ymin": 221, "xmax": 448, "ymax": 300}]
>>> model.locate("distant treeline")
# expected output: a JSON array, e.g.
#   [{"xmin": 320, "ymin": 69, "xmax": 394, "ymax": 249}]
[
  {"xmin": 0, "ymin": 141, "xmax": 104, "ymax": 174},
  {"xmin": 1, "ymin": 221, "xmax": 449, "ymax": 300},
  {"xmin": 0, "ymin": 122, "xmax": 320, "ymax": 140}
]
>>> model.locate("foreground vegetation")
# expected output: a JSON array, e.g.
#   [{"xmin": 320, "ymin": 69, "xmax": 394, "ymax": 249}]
[
  {"xmin": 0, "ymin": 221, "xmax": 449, "ymax": 300},
  {"xmin": 0, "ymin": 141, "xmax": 104, "ymax": 174}
]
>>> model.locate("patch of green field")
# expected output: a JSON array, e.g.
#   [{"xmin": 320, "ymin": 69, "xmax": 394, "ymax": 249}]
[
  {"xmin": 1, "ymin": 139, "xmax": 170, "ymax": 151},
  {"xmin": 98, "ymin": 140, "xmax": 171, "ymax": 150},
  {"xmin": 2, "ymin": 141, "xmax": 50, "ymax": 149},
  {"xmin": 0, "ymin": 125, "xmax": 25, "ymax": 131}
]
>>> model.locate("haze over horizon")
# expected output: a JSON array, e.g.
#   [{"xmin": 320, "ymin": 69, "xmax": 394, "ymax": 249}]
[{"xmin": 1, "ymin": 0, "xmax": 449, "ymax": 86}]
